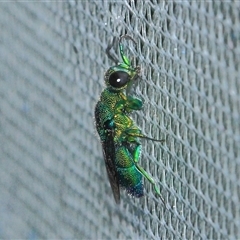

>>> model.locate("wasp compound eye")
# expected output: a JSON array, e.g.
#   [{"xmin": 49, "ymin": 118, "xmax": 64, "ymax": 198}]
[{"xmin": 109, "ymin": 71, "xmax": 130, "ymax": 88}]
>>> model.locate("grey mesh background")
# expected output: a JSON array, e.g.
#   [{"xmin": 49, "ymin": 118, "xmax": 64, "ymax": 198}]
[{"xmin": 0, "ymin": 1, "xmax": 239, "ymax": 239}]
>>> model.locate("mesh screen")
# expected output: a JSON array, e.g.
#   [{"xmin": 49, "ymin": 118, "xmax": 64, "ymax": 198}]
[{"xmin": 0, "ymin": 1, "xmax": 239, "ymax": 239}]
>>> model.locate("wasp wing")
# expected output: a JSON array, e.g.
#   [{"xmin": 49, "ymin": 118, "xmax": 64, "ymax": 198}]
[{"xmin": 102, "ymin": 128, "xmax": 120, "ymax": 204}]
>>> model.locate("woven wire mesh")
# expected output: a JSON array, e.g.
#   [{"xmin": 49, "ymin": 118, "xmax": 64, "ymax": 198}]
[{"xmin": 0, "ymin": 1, "xmax": 239, "ymax": 239}]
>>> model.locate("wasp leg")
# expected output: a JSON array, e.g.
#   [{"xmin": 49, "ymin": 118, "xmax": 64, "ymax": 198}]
[
  {"xmin": 125, "ymin": 128, "xmax": 165, "ymax": 143},
  {"xmin": 119, "ymin": 126, "xmax": 165, "ymax": 204},
  {"xmin": 124, "ymin": 128, "xmax": 165, "ymax": 204},
  {"xmin": 106, "ymin": 37, "xmax": 119, "ymax": 64},
  {"xmin": 131, "ymin": 144, "xmax": 165, "ymax": 204},
  {"xmin": 136, "ymin": 164, "xmax": 165, "ymax": 205},
  {"xmin": 125, "ymin": 96, "xmax": 143, "ymax": 111},
  {"xmin": 115, "ymin": 97, "xmax": 143, "ymax": 114}
]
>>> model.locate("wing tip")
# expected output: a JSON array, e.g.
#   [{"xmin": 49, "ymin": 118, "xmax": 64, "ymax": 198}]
[{"xmin": 114, "ymin": 196, "xmax": 120, "ymax": 204}]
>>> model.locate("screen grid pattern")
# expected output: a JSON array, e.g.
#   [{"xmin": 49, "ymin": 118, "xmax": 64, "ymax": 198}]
[{"xmin": 0, "ymin": 1, "xmax": 239, "ymax": 239}]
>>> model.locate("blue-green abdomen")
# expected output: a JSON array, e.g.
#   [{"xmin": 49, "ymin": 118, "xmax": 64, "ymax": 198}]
[{"xmin": 115, "ymin": 146, "xmax": 143, "ymax": 197}]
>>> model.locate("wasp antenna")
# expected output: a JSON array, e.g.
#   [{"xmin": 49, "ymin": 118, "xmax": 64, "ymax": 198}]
[
  {"xmin": 106, "ymin": 36, "xmax": 119, "ymax": 64},
  {"xmin": 119, "ymin": 35, "xmax": 137, "ymax": 66},
  {"xmin": 119, "ymin": 34, "xmax": 137, "ymax": 45}
]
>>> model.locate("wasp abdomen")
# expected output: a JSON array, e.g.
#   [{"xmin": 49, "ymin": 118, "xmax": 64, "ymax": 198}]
[{"xmin": 115, "ymin": 146, "xmax": 143, "ymax": 197}]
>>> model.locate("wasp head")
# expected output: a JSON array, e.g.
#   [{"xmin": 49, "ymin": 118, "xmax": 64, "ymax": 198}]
[{"xmin": 104, "ymin": 35, "xmax": 141, "ymax": 92}]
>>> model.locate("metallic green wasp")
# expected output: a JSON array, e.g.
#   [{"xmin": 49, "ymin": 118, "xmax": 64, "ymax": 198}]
[{"xmin": 95, "ymin": 35, "xmax": 164, "ymax": 204}]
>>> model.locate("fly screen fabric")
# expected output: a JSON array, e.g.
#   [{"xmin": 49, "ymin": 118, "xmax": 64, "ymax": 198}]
[{"xmin": 0, "ymin": 1, "xmax": 239, "ymax": 239}]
